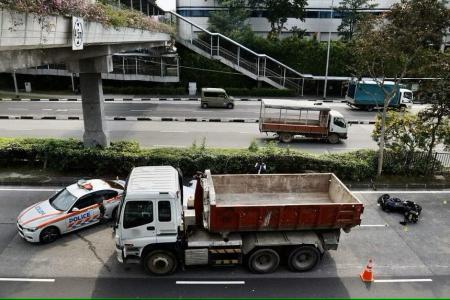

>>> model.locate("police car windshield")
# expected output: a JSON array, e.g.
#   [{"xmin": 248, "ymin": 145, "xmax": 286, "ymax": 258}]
[{"xmin": 49, "ymin": 188, "xmax": 77, "ymax": 211}]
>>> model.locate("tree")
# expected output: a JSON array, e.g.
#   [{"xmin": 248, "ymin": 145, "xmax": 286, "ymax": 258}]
[
  {"xmin": 372, "ymin": 111, "xmax": 429, "ymax": 157},
  {"xmin": 249, "ymin": 0, "xmax": 307, "ymax": 40},
  {"xmin": 208, "ymin": 0, "xmax": 251, "ymax": 37},
  {"xmin": 336, "ymin": 0, "xmax": 378, "ymax": 41},
  {"xmin": 419, "ymin": 52, "xmax": 450, "ymax": 161},
  {"xmin": 352, "ymin": 0, "xmax": 450, "ymax": 176}
]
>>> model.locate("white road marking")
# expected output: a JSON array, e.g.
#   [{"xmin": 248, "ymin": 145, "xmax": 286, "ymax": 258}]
[
  {"xmin": 0, "ymin": 278, "xmax": 55, "ymax": 283},
  {"xmin": 176, "ymin": 281, "xmax": 245, "ymax": 285},
  {"xmin": 355, "ymin": 191, "xmax": 450, "ymax": 194},
  {"xmin": 360, "ymin": 224, "xmax": 388, "ymax": 227},
  {"xmin": 130, "ymin": 109, "xmax": 153, "ymax": 112},
  {"xmin": 159, "ymin": 131, "xmax": 187, "ymax": 133},
  {"xmin": 153, "ymin": 145, "xmax": 186, "ymax": 148},
  {"xmin": 0, "ymin": 188, "xmax": 60, "ymax": 192},
  {"xmin": 374, "ymin": 279, "xmax": 432, "ymax": 283},
  {"xmin": 42, "ymin": 109, "xmax": 53, "ymax": 111},
  {"xmin": 56, "ymin": 109, "xmax": 68, "ymax": 112}
]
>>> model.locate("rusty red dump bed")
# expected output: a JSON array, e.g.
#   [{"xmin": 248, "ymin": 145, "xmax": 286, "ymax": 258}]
[{"xmin": 199, "ymin": 171, "xmax": 363, "ymax": 233}]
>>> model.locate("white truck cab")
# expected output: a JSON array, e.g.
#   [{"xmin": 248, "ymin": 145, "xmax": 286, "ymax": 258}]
[
  {"xmin": 399, "ymin": 88, "xmax": 414, "ymax": 108},
  {"xmin": 115, "ymin": 166, "xmax": 182, "ymax": 266},
  {"xmin": 328, "ymin": 110, "xmax": 348, "ymax": 141}
]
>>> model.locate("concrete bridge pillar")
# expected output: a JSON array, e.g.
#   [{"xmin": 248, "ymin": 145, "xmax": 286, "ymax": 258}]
[{"xmin": 69, "ymin": 56, "xmax": 113, "ymax": 148}]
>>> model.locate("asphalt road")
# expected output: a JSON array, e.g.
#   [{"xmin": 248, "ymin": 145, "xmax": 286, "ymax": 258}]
[
  {"xmin": 0, "ymin": 119, "xmax": 377, "ymax": 152},
  {"xmin": 0, "ymin": 187, "xmax": 449, "ymax": 297},
  {"xmin": 0, "ymin": 100, "xmax": 427, "ymax": 122}
]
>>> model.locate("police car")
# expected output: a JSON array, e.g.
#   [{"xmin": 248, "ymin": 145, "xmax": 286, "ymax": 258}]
[{"xmin": 17, "ymin": 179, "xmax": 125, "ymax": 243}]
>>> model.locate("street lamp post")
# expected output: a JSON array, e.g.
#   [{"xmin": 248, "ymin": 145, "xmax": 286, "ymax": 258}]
[{"xmin": 323, "ymin": 0, "xmax": 334, "ymax": 100}]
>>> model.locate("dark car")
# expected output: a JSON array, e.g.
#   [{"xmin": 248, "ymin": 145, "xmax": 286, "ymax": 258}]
[{"xmin": 377, "ymin": 194, "xmax": 422, "ymax": 224}]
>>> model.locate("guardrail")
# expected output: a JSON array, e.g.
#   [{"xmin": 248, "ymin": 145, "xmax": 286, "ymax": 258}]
[
  {"xmin": 18, "ymin": 54, "xmax": 179, "ymax": 82},
  {"xmin": 166, "ymin": 11, "xmax": 311, "ymax": 93}
]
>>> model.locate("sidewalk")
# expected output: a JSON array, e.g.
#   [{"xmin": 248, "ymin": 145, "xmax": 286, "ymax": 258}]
[
  {"xmin": 1, "ymin": 168, "xmax": 449, "ymax": 190},
  {"xmin": 0, "ymin": 89, "xmax": 346, "ymax": 102}
]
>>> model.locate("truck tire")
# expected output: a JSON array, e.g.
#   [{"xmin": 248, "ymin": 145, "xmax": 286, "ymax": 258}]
[
  {"xmin": 226, "ymin": 103, "xmax": 234, "ymax": 109},
  {"xmin": 287, "ymin": 245, "xmax": 321, "ymax": 272},
  {"xmin": 247, "ymin": 249, "xmax": 280, "ymax": 274},
  {"xmin": 327, "ymin": 134, "xmax": 340, "ymax": 144},
  {"xmin": 143, "ymin": 250, "xmax": 178, "ymax": 276},
  {"xmin": 279, "ymin": 133, "xmax": 293, "ymax": 143},
  {"xmin": 366, "ymin": 106, "xmax": 374, "ymax": 112},
  {"xmin": 201, "ymin": 103, "xmax": 208, "ymax": 109}
]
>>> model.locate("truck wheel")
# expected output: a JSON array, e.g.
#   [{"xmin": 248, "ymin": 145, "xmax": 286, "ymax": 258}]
[
  {"xmin": 226, "ymin": 103, "xmax": 234, "ymax": 109},
  {"xmin": 288, "ymin": 246, "xmax": 321, "ymax": 272},
  {"xmin": 327, "ymin": 134, "xmax": 340, "ymax": 144},
  {"xmin": 279, "ymin": 133, "xmax": 293, "ymax": 143},
  {"xmin": 248, "ymin": 249, "xmax": 280, "ymax": 274},
  {"xmin": 201, "ymin": 103, "xmax": 208, "ymax": 109},
  {"xmin": 367, "ymin": 106, "xmax": 374, "ymax": 112},
  {"xmin": 143, "ymin": 250, "xmax": 178, "ymax": 276}
]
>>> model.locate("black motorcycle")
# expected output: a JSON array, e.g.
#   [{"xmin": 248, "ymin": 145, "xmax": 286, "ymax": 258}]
[{"xmin": 377, "ymin": 194, "xmax": 422, "ymax": 224}]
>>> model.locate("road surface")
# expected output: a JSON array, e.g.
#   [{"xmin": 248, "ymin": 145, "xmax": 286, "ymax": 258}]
[{"xmin": 0, "ymin": 187, "xmax": 449, "ymax": 297}]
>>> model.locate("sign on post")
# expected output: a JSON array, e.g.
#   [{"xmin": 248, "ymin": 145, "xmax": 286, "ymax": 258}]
[{"xmin": 72, "ymin": 17, "xmax": 84, "ymax": 50}]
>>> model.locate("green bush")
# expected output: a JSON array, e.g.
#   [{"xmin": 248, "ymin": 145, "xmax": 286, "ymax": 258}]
[{"xmin": 0, "ymin": 137, "xmax": 381, "ymax": 181}]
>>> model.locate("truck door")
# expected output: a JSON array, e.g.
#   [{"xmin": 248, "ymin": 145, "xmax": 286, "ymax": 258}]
[
  {"xmin": 120, "ymin": 200, "xmax": 157, "ymax": 249},
  {"xmin": 155, "ymin": 200, "xmax": 178, "ymax": 243}
]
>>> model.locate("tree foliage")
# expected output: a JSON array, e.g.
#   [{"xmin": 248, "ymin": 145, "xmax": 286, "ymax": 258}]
[
  {"xmin": 419, "ymin": 52, "xmax": 450, "ymax": 154},
  {"xmin": 336, "ymin": 0, "xmax": 378, "ymax": 41},
  {"xmin": 352, "ymin": 0, "xmax": 450, "ymax": 176},
  {"xmin": 249, "ymin": 0, "xmax": 307, "ymax": 40},
  {"xmin": 208, "ymin": 0, "xmax": 251, "ymax": 37}
]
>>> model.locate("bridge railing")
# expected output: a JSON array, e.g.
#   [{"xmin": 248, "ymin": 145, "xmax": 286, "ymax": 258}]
[{"xmin": 166, "ymin": 11, "xmax": 309, "ymax": 91}]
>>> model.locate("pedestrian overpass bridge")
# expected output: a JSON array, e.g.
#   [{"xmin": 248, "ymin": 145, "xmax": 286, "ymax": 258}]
[{"xmin": 0, "ymin": 7, "xmax": 172, "ymax": 147}]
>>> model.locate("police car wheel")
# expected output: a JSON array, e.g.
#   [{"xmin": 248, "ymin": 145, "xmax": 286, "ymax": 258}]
[
  {"xmin": 144, "ymin": 250, "xmax": 178, "ymax": 276},
  {"xmin": 40, "ymin": 227, "xmax": 60, "ymax": 243}
]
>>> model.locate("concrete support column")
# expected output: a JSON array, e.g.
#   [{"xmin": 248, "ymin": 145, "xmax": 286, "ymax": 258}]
[
  {"xmin": 69, "ymin": 57, "xmax": 113, "ymax": 148},
  {"xmin": 80, "ymin": 72, "xmax": 109, "ymax": 147}
]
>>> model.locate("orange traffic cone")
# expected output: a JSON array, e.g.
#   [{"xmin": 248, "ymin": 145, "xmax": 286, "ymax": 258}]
[{"xmin": 360, "ymin": 259, "xmax": 374, "ymax": 282}]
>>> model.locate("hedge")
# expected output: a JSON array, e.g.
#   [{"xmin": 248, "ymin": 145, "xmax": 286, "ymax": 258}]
[{"xmin": 0, "ymin": 138, "xmax": 378, "ymax": 181}]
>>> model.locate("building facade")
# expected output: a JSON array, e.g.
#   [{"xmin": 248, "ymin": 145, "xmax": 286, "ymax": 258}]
[{"xmin": 176, "ymin": 0, "xmax": 399, "ymax": 41}]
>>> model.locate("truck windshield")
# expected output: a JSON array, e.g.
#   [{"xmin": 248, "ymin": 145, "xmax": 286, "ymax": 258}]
[
  {"xmin": 49, "ymin": 188, "xmax": 77, "ymax": 211},
  {"xmin": 333, "ymin": 117, "xmax": 347, "ymax": 128},
  {"xmin": 123, "ymin": 201, "xmax": 153, "ymax": 229},
  {"xmin": 403, "ymin": 92, "xmax": 413, "ymax": 100}
]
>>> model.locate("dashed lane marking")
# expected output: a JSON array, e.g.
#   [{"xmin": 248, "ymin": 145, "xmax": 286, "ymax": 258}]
[
  {"xmin": 0, "ymin": 188, "xmax": 60, "ymax": 192},
  {"xmin": 176, "ymin": 281, "xmax": 245, "ymax": 285},
  {"xmin": 374, "ymin": 279, "xmax": 432, "ymax": 283},
  {"xmin": 0, "ymin": 278, "xmax": 55, "ymax": 283}
]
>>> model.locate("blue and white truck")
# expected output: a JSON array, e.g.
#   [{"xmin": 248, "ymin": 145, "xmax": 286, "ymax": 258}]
[{"xmin": 346, "ymin": 80, "xmax": 413, "ymax": 111}]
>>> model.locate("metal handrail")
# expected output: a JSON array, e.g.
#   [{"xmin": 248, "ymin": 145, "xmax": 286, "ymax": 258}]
[{"xmin": 169, "ymin": 11, "xmax": 309, "ymax": 81}]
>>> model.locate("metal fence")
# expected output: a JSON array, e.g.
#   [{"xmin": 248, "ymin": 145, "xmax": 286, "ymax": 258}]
[{"xmin": 384, "ymin": 151, "xmax": 450, "ymax": 175}]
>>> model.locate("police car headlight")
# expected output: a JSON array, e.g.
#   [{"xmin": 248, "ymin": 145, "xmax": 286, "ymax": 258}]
[{"xmin": 24, "ymin": 227, "xmax": 37, "ymax": 232}]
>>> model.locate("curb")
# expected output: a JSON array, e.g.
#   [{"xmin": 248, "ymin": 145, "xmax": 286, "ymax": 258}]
[
  {"xmin": 1, "ymin": 178, "xmax": 449, "ymax": 189},
  {"xmin": 0, "ymin": 97, "xmax": 348, "ymax": 103},
  {"xmin": 345, "ymin": 182, "xmax": 450, "ymax": 190},
  {"xmin": 0, "ymin": 115, "xmax": 378, "ymax": 124}
]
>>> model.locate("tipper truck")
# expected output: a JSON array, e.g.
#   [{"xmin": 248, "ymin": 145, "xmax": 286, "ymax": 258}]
[
  {"xmin": 114, "ymin": 166, "xmax": 364, "ymax": 275},
  {"xmin": 346, "ymin": 80, "xmax": 413, "ymax": 111}
]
